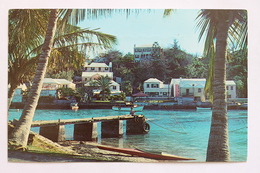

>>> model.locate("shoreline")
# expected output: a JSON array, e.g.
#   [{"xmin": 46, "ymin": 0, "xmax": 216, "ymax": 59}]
[
  {"xmin": 8, "ymin": 132, "xmax": 171, "ymax": 163},
  {"xmin": 9, "ymin": 102, "xmax": 247, "ymax": 110}
]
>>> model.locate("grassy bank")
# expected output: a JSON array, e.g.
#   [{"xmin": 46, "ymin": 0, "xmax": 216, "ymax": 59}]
[{"xmin": 8, "ymin": 132, "xmax": 158, "ymax": 163}]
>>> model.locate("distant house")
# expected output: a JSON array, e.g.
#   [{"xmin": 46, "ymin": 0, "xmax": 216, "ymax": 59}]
[
  {"xmin": 41, "ymin": 78, "xmax": 76, "ymax": 97},
  {"xmin": 82, "ymin": 62, "xmax": 122, "ymax": 96},
  {"xmin": 170, "ymin": 78, "xmax": 237, "ymax": 101},
  {"xmin": 91, "ymin": 80, "xmax": 121, "ymax": 96},
  {"xmin": 134, "ymin": 42, "xmax": 163, "ymax": 63},
  {"xmin": 143, "ymin": 78, "xmax": 170, "ymax": 97},
  {"xmin": 82, "ymin": 62, "xmax": 113, "ymax": 83},
  {"xmin": 170, "ymin": 78, "xmax": 207, "ymax": 101},
  {"xmin": 226, "ymin": 80, "xmax": 237, "ymax": 99}
]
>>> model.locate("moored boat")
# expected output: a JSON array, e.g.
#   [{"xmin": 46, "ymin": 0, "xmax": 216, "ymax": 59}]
[
  {"xmin": 70, "ymin": 103, "xmax": 79, "ymax": 110},
  {"xmin": 112, "ymin": 105, "xmax": 144, "ymax": 112},
  {"xmin": 196, "ymin": 107, "xmax": 211, "ymax": 110},
  {"xmin": 97, "ymin": 145, "xmax": 195, "ymax": 160}
]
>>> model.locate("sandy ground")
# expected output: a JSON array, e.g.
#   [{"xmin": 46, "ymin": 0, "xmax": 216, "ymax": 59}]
[{"xmin": 8, "ymin": 140, "xmax": 159, "ymax": 163}]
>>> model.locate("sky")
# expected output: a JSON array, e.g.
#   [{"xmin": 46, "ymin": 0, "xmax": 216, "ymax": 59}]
[{"xmin": 78, "ymin": 9, "xmax": 205, "ymax": 57}]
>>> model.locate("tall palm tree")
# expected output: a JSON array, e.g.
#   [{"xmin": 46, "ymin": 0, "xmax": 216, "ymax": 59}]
[
  {"xmin": 8, "ymin": 9, "xmax": 119, "ymax": 148},
  {"xmin": 9, "ymin": 9, "xmax": 60, "ymax": 148},
  {"xmin": 8, "ymin": 10, "xmax": 117, "ymax": 109},
  {"xmin": 196, "ymin": 10, "xmax": 247, "ymax": 162}
]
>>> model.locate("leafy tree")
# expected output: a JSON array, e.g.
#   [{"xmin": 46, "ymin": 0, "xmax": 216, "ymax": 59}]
[
  {"xmin": 121, "ymin": 81, "xmax": 133, "ymax": 96},
  {"xmin": 151, "ymin": 42, "xmax": 163, "ymax": 60},
  {"xmin": 46, "ymin": 70, "xmax": 75, "ymax": 81},
  {"xmin": 188, "ymin": 56, "xmax": 209, "ymax": 78},
  {"xmin": 226, "ymin": 49, "xmax": 247, "ymax": 98},
  {"xmin": 56, "ymin": 87, "xmax": 76, "ymax": 99}
]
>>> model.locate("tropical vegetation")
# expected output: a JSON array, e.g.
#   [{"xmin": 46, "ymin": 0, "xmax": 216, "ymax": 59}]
[
  {"xmin": 8, "ymin": 9, "xmax": 118, "ymax": 149},
  {"xmin": 8, "ymin": 9, "xmax": 247, "ymax": 163}
]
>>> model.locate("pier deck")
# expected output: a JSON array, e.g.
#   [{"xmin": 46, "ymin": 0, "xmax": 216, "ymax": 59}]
[{"xmin": 31, "ymin": 114, "xmax": 144, "ymax": 127}]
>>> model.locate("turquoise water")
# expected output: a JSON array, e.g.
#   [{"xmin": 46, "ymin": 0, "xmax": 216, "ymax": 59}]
[{"xmin": 8, "ymin": 109, "xmax": 247, "ymax": 162}]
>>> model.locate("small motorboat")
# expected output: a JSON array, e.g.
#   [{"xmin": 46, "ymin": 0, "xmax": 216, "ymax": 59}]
[
  {"xmin": 196, "ymin": 107, "xmax": 211, "ymax": 110},
  {"xmin": 70, "ymin": 103, "xmax": 79, "ymax": 110},
  {"xmin": 97, "ymin": 145, "xmax": 195, "ymax": 161},
  {"xmin": 112, "ymin": 105, "xmax": 144, "ymax": 112}
]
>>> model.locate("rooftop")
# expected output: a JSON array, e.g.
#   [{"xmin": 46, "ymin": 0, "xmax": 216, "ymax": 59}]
[
  {"xmin": 144, "ymin": 78, "xmax": 163, "ymax": 83},
  {"xmin": 84, "ymin": 62, "xmax": 109, "ymax": 68}
]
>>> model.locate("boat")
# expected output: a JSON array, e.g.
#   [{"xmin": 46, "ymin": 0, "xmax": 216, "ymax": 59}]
[
  {"xmin": 97, "ymin": 145, "xmax": 195, "ymax": 161},
  {"xmin": 112, "ymin": 104, "xmax": 144, "ymax": 112},
  {"xmin": 70, "ymin": 103, "xmax": 79, "ymax": 110},
  {"xmin": 196, "ymin": 107, "xmax": 211, "ymax": 110}
]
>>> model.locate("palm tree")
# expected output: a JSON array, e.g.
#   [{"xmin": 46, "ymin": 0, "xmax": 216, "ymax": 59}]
[
  {"xmin": 8, "ymin": 10, "xmax": 117, "ymax": 109},
  {"xmin": 196, "ymin": 10, "xmax": 247, "ymax": 162},
  {"xmin": 8, "ymin": 9, "xmax": 119, "ymax": 148},
  {"xmin": 95, "ymin": 75, "xmax": 112, "ymax": 100}
]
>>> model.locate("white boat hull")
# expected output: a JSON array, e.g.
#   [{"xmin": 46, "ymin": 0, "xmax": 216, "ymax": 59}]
[
  {"xmin": 196, "ymin": 107, "xmax": 211, "ymax": 110},
  {"xmin": 112, "ymin": 106, "xmax": 144, "ymax": 112}
]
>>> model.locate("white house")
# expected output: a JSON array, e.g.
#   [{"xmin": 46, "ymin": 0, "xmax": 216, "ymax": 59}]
[
  {"xmin": 41, "ymin": 78, "xmax": 76, "ymax": 97},
  {"xmin": 134, "ymin": 43, "xmax": 163, "ymax": 63},
  {"xmin": 143, "ymin": 78, "xmax": 170, "ymax": 97},
  {"xmin": 170, "ymin": 78, "xmax": 237, "ymax": 101},
  {"xmin": 170, "ymin": 78, "xmax": 207, "ymax": 101},
  {"xmin": 91, "ymin": 80, "xmax": 121, "ymax": 95},
  {"xmin": 226, "ymin": 80, "xmax": 237, "ymax": 99},
  {"xmin": 82, "ymin": 62, "xmax": 113, "ymax": 83},
  {"xmin": 82, "ymin": 62, "xmax": 122, "ymax": 96}
]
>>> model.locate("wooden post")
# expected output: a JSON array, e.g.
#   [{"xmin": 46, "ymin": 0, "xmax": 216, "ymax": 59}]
[
  {"xmin": 126, "ymin": 117, "xmax": 149, "ymax": 135},
  {"xmin": 74, "ymin": 122, "xmax": 98, "ymax": 141},
  {"xmin": 101, "ymin": 120, "xmax": 123, "ymax": 138},
  {"xmin": 39, "ymin": 125, "xmax": 65, "ymax": 142}
]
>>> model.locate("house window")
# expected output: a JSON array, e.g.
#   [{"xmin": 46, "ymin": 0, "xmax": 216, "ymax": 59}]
[
  {"xmin": 226, "ymin": 86, "xmax": 229, "ymax": 90},
  {"xmin": 99, "ymin": 67, "xmax": 101, "ymax": 71},
  {"xmin": 105, "ymin": 67, "xmax": 108, "ymax": 70},
  {"xmin": 198, "ymin": 88, "xmax": 201, "ymax": 93},
  {"xmin": 151, "ymin": 84, "xmax": 158, "ymax": 88},
  {"xmin": 231, "ymin": 86, "xmax": 233, "ymax": 90},
  {"xmin": 147, "ymin": 84, "xmax": 150, "ymax": 88},
  {"xmin": 91, "ymin": 67, "xmax": 95, "ymax": 70},
  {"xmin": 112, "ymin": 86, "xmax": 117, "ymax": 90},
  {"xmin": 163, "ymin": 92, "xmax": 167, "ymax": 95}
]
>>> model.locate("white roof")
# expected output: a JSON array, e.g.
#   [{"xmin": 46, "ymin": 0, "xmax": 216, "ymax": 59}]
[
  {"xmin": 110, "ymin": 80, "xmax": 120, "ymax": 86},
  {"xmin": 135, "ymin": 44, "xmax": 153, "ymax": 48},
  {"xmin": 84, "ymin": 80, "xmax": 118, "ymax": 86},
  {"xmin": 84, "ymin": 62, "xmax": 109, "ymax": 68},
  {"xmin": 82, "ymin": 72, "xmax": 113, "ymax": 78},
  {"xmin": 43, "ymin": 78, "xmax": 72, "ymax": 85},
  {"xmin": 226, "ymin": 80, "xmax": 236, "ymax": 85},
  {"xmin": 144, "ymin": 78, "xmax": 163, "ymax": 83},
  {"xmin": 54, "ymin": 79, "xmax": 72, "ymax": 84},
  {"xmin": 43, "ymin": 78, "xmax": 59, "ymax": 84},
  {"xmin": 171, "ymin": 78, "xmax": 236, "ymax": 87}
]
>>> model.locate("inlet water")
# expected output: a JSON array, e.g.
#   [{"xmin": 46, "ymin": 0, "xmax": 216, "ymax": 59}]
[{"xmin": 8, "ymin": 109, "xmax": 247, "ymax": 162}]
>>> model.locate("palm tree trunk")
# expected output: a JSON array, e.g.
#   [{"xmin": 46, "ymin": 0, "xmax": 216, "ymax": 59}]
[
  {"xmin": 9, "ymin": 9, "xmax": 59, "ymax": 148},
  {"xmin": 8, "ymin": 84, "xmax": 18, "ymax": 109},
  {"xmin": 206, "ymin": 11, "xmax": 230, "ymax": 162}
]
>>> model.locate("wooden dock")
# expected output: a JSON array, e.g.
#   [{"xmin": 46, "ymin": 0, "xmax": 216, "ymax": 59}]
[
  {"xmin": 31, "ymin": 114, "xmax": 143, "ymax": 127},
  {"xmin": 26, "ymin": 114, "xmax": 150, "ymax": 142}
]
